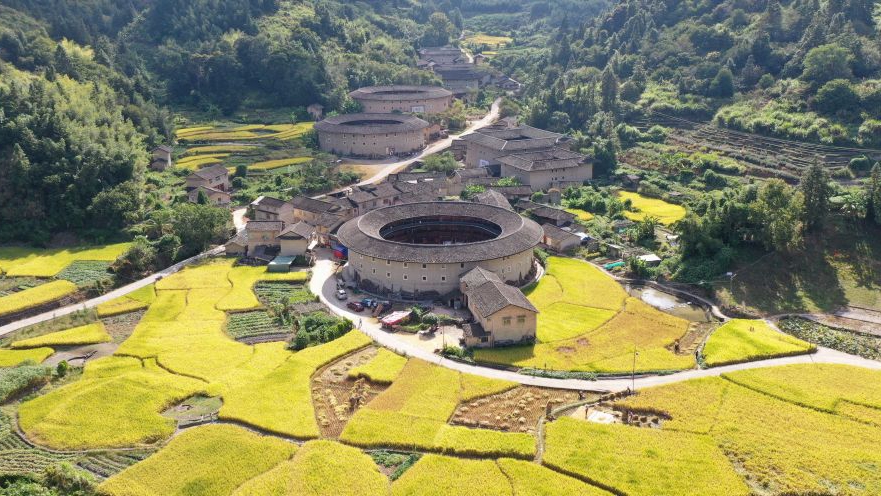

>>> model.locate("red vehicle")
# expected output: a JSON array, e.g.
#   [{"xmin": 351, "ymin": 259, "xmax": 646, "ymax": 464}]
[{"xmin": 347, "ymin": 301, "xmax": 365, "ymax": 312}]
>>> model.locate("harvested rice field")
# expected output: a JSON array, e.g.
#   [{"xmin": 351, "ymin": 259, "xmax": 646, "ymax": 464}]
[{"xmin": 618, "ymin": 191, "xmax": 687, "ymax": 225}]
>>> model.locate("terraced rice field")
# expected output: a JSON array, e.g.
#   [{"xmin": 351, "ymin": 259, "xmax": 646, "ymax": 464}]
[
  {"xmin": 97, "ymin": 284, "xmax": 157, "ymax": 317},
  {"xmin": 616, "ymin": 364, "xmax": 881, "ymax": 494},
  {"xmin": 464, "ymin": 34, "xmax": 513, "ymax": 47},
  {"xmin": 564, "ymin": 208, "xmax": 594, "ymax": 222},
  {"xmin": 347, "ymin": 348, "xmax": 407, "ymax": 384},
  {"xmin": 702, "ymin": 319, "xmax": 815, "ymax": 367},
  {"xmin": 247, "ymin": 156, "xmax": 312, "ymax": 171},
  {"xmin": 0, "ymin": 280, "xmax": 78, "ymax": 318},
  {"xmin": 175, "ymin": 154, "xmax": 228, "ymax": 171},
  {"xmin": 10, "ymin": 322, "xmax": 111, "ymax": 349},
  {"xmin": 175, "ymin": 123, "xmax": 314, "ymax": 142},
  {"xmin": 0, "ymin": 347, "xmax": 54, "ymax": 367},
  {"xmin": 618, "ymin": 191, "xmax": 687, "ymax": 225},
  {"xmin": 475, "ymin": 257, "xmax": 694, "ymax": 373},
  {"xmin": 0, "ymin": 243, "xmax": 131, "ymax": 277}
]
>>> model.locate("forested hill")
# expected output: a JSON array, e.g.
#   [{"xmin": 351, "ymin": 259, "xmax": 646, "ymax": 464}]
[{"xmin": 510, "ymin": 0, "xmax": 881, "ymax": 147}]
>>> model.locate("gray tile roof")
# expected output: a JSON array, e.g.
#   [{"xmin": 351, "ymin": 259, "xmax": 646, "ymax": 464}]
[
  {"xmin": 467, "ymin": 280, "xmax": 538, "ymax": 318},
  {"xmin": 246, "ymin": 221, "xmax": 284, "ymax": 232},
  {"xmin": 315, "ymin": 113, "xmax": 429, "ymax": 134},
  {"xmin": 497, "ymin": 147, "xmax": 587, "ymax": 172},
  {"xmin": 251, "ymin": 195, "xmax": 287, "ymax": 209},
  {"xmin": 350, "ymin": 85, "xmax": 452, "ymax": 101},
  {"xmin": 291, "ymin": 195, "xmax": 337, "ymax": 214},
  {"xmin": 542, "ymin": 223, "xmax": 580, "ymax": 243},
  {"xmin": 278, "ymin": 221, "xmax": 315, "ymax": 240},
  {"xmin": 474, "ymin": 189, "xmax": 512, "ymax": 210},
  {"xmin": 460, "ymin": 266, "xmax": 502, "ymax": 292},
  {"xmin": 461, "ymin": 126, "xmax": 562, "ymax": 152},
  {"xmin": 189, "ymin": 164, "xmax": 228, "ymax": 180}
]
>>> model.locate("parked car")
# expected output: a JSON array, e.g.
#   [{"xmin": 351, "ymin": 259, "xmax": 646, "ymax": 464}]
[
  {"xmin": 347, "ymin": 301, "xmax": 365, "ymax": 312},
  {"xmin": 335, "ymin": 289, "xmax": 348, "ymax": 300}
]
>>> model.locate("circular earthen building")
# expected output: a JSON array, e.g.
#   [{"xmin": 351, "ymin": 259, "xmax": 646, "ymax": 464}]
[
  {"xmin": 349, "ymin": 85, "xmax": 454, "ymax": 114},
  {"xmin": 315, "ymin": 113, "xmax": 429, "ymax": 158},
  {"xmin": 337, "ymin": 201, "xmax": 542, "ymax": 297}
]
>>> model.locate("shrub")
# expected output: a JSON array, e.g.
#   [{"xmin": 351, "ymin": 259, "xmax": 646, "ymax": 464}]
[
  {"xmin": 813, "ymin": 79, "xmax": 859, "ymax": 115},
  {"xmin": 0, "ymin": 362, "xmax": 53, "ymax": 402}
]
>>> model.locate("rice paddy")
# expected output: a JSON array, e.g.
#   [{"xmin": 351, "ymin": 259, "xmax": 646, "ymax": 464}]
[
  {"xmin": 475, "ymin": 257, "xmax": 694, "ymax": 373},
  {"xmin": 175, "ymin": 123, "xmax": 314, "ymax": 142},
  {"xmin": 247, "ymin": 156, "xmax": 313, "ymax": 171},
  {"xmin": 10, "ymin": 322, "xmax": 110, "ymax": 349},
  {"xmin": 97, "ymin": 284, "xmax": 157, "ymax": 317},
  {"xmin": 618, "ymin": 191, "xmax": 687, "ymax": 225},
  {"xmin": 702, "ymin": 319, "xmax": 815, "ymax": 367},
  {"xmin": 464, "ymin": 34, "xmax": 513, "ymax": 47},
  {"xmin": 0, "ymin": 347, "xmax": 54, "ymax": 367},
  {"xmin": 347, "ymin": 348, "xmax": 407, "ymax": 384},
  {"xmin": 617, "ymin": 364, "xmax": 881, "ymax": 494},
  {"xmin": 564, "ymin": 208, "xmax": 594, "ymax": 222},
  {"xmin": 0, "ymin": 280, "xmax": 78, "ymax": 317},
  {"xmin": 0, "ymin": 243, "xmax": 132, "ymax": 277}
]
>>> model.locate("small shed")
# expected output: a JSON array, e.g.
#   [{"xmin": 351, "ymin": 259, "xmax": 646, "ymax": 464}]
[
  {"xmin": 638, "ymin": 254, "xmax": 662, "ymax": 267},
  {"xmin": 268, "ymin": 256, "xmax": 295, "ymax": 273}
]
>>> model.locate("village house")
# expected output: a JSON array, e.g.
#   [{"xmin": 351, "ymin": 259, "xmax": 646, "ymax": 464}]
[
  {"xmin": 461, "ymin": 125, "xmax": 563, "ymax": 169},
  {"xmin": 150, "ymin": 145, "xmax": 173, "ymax": 171},
  {"xmin": 460, "ymin": 267, "xmax": 538, "ymax": 348},
  {"xmin": 277, "ymin": 221, "xmax": 316, "ymax": 257},
  {"xmin": 541, "ymin": 223, "xmax": 581, "ymax": 253},
  {"xmin": 291, "ymin": 196, "xmax": 344, "ymax": 225},
  {"xmin": 474, "ymin": 189, "xmax": 513, "ymax": 211},
  {"xmin": 417, "ymin": 46, "xmax": 467, "ymax": 65},
  {"xmin": 432, "ymin": 65, "xmax": 487, "ymax": 101},
  {"xmin": 515, "ymin": 200, "xmax": 576, "ymax": 227},
  {"xmin": 496, "ymin": 147, "xmax": 593, "ymax": 191},
  {"xmin": 185, "ymin": 164, "xmax": 229, "ymax": 193},
  {"xmin": 250, "ymin": 196, "xmax": 295, "ymax": 224},
  {"xmin": 187, "ymin": 185, "xmax": 230, "ymax": 206}
]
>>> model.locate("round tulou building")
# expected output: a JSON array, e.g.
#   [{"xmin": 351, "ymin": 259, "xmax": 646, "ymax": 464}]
[
  {"xmin": 315, "ymin": 113, "xmax": 430, "ymax": 158},
  {"xmin": 337, "ymin": 201, "xmax": 542, "ymax": 298},
  {"xmin": 349, "ymin": 85, "xmax": 453, "ymax": 114}
]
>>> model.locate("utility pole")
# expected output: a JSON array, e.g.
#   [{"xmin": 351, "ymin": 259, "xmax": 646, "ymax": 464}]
[{"xmin": 631, "ymin": 349, "xmax": 639, "ymax": 392}]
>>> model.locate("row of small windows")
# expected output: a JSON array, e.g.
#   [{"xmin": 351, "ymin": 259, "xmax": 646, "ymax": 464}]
[{"xmin": 500, "ymin": 315, "xmax": 528, "ymax": 325}]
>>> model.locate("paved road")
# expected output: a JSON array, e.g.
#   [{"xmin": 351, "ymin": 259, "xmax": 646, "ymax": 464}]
[
  {"xmin": 326, "ymin": 98, "xmax": 501, "ymax": 193},
  {"xmin": 309, "ymin": 251, "xmax": 881, "ymax": 393},
  {"xmin": 0, "ymin": 246, "xmax": 225, "ymax": 339}
]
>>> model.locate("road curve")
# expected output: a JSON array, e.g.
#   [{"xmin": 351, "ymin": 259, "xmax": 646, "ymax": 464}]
[{"xmin": 309, "ymin": 251, "xmax": 881, "ymax": 392}]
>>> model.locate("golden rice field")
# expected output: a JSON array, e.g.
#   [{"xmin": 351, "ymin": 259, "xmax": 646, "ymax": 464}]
[
  {"xmin": 176, "ymin": 123, "xmax": 314, "ymax": 142},
  {"xmin": 543, "ymin": 417, "xmax": 749, "ymax": 496},
  {"xmin": 174, "ymin": 154, "xmax": 227, "ymax": 171},
  {"xmin": 10, "ymin": 322, "xmax": 110, "ymax": 349},
  {"xmin": 347, "ymin": 348, "xmax": 407, "ymax": 384},
  {"xmin": 564, "ymin": 208, "xmax": 594, "ymax": 222},
  {"xmin": 99, "ymin": 424, "xmax": 297, "ymax": 496},
  {"xmin": 97, "ymin": 284, "xmax": 157, "ymax": 317},
  {"xmin": 247, "ymin": 156, "xmax": 312, "ymax": 171},
  {"xmin": 475, "ymin": 257, "xmax": 694, "ymax": 373},
  {"xmin": 340, "ymin": 359, "xmax": 533, "ymax": 458},
  {"xmin": 0, "ymin": 280, "xmax": 78, "ymax": 317},
  {"xmin": 0, "ymin": 347, "xmax": 54, "ymax": 367},
  {"xmin": 0, "ymin": 242, "xmax": 131, "ymax": 277},
  {"xmin": 702, "ymin": 319, "xmax": 815, "ymax": 367},
  {"xmin": 618, "ymin": 364, "xmax": 881, "ymax": 494},
  {"xmin": 464, "ymin": 33, "xmax": 513, "ymax": 47},
  {"xmin": 618, "ymin": 191, "xmax": 687, "ymax": 225},
  {"xmin": 183, "ymin": 145, "xmax": 255, "ymax": 155}
]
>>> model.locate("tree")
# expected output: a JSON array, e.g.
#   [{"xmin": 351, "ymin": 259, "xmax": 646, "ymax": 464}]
[
  {"xmin": 164, "ymin": 203, "xmax": 231, "ymax": 257},
  {"xmin": 754, "ymin": 179, "xmax": 803, "ymax": 252},
  {"xmin": 600, "ymin": 66, "xmax": 618, "ymax": 112},
  {"xmin": 869, "ymin": 163, "xmax": 881, "ymax": 224},
  {"xmin": 800, "ymin": 162, "xmax": 832, "ymax": 231},
  {"xmin": 421, "ymin": 152, "xmax": 458, "ymax": 173},
  {"xmin": 802, "ymin": 44, "xmax": 852, "ymax": 84},
  {"xmin": 461, "ymin": 184, "xmax": 486, "ymax": 200},
  {"xmin": 708, "ymin": 68, "xmax": 734, "ymax": 97},
  {"xmin": 813, "ymin": 79, "xmax": 859, "ymax": 114},
  {"xmin": 422, "ymin": 12, "xmax": 456, "ymax": 47}
]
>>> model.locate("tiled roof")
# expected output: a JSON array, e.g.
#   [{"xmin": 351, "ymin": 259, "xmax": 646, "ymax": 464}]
[
  {"xmin": 189, "ymin": 164, "xmax": 228, "ymax": 180},
  {"xmin": 460, "ymin": 266, "xmax": 502, "ymax": 292},
  {"xmin": 461, "ymin": 126, "xmax": 562, "ymax": 152},
  {"xmin": 245, "ymin": 221, "xmax": 284, "ymax": 232},
  {"xmin": 467, "ymin": 280, "xmax": 537, "ymax": 318},
  {"xmin": 315, "ymin": 113, "xmax": 429, "ymax": 134},
  {"xmin": 278, "ymin": 221, "xmax": 316, "ymax": 240},
  {"xmin": 542, "ymin": 223, "xmax": 580, "ymax": 243},
  {"xmin": 336, "ymin": 201, "xmax": 542, "ymax": 263},
  {"xmin": 350, "ymin": 85, "xmax": 452, "ymax": 101},
  {"xmin": 529, "ymin": 206, "xmax": 576, "ymax": 223},
  {"xmin": 497, "ymin": 147, "xmax": 587, "ymax": 172},
  {"xmin": 251, "ymin": 195, "xmax": 287, "ymax": 209},
  {"xmin": 474, "ymin": 189, "xmax": 512, "ymax": 210},
  {"xmin": 291, "ymin": 195, "xmax": 337, "ymax": 214}
]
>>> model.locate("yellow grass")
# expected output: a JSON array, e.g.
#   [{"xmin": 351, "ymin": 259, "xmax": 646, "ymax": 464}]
[
  {"xmin": 341, "ymin": 359, "xmax": 529, "ymax": 457},
  {"xmin": 0, "ymin": 280, "xmax": 78, "ymax": 317},
  {"xmin": 175, "ymin": 126, "xmax": 213, "ymax": 138},
  {"xmin": 618, "ymin": 191, "xmax": 686, "ymax": 225},
  {"xmin": 0, "ymin": 347, "xmax": 54, "ymax": 367},
  {"xmin": 96, "ymin": 284, "xmax": 157, "ymax": 317},
  {"xmin": 11, "ymin": 322, "xmax": 110, "ymax": 349},
  {"xmin": 99, "ymin": 424, "xmax": 297, "ymax": 496},
  {"xmin": 347, "ymin": 348, "xmax": 407, "ymax": 384},
  {"xmin": 0, "ymin": 243, "xmax": 131, "ymax": 277},
  {"xmin": 465, "ymin": 34, "xmax": 513, "ymax": 47},
  {"xmin": 19, "ymin": 356, "xmax": 208, "ymax": 449},
  {"xmin": 702, "ymin": 319, "xmax": 815, "ymax": 367},
  {"xmin": 565, "ymin": 208, "xmax": 594, "ymax": 222},
  {"xmin": 476, "ymin": 257, "xmax": 693, "ymax": 372},
  {"xmin": 618, "ymin": 365, "xmax": 881, "ymax": 493},
  {"xmin": 232, "ymin": 440, "xmax": 388, "ymax": 496},
  {"xmin": 392, "ymin": 455, "xmax": 511, "ymax": 496},
  {"xmin": 544, "ymin": 417, "xmax": 748, "ymax": 495},
  {"xmin": 248, "ymin": 157, "xmax": 312, "ymax": 171},
  {"xmin": 497, "ymin": 458, "xmax": 612, "ymax": 496}
]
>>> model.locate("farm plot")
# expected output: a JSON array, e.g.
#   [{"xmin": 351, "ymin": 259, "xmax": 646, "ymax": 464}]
[
  {"xmin": 616, "ymin": 364, "xmax": 881, "ymax": 494},
  {"xmin": 11, "ymin": 322, "xmax": 111, "ymax": 349},
  {"xmin": 175, "ymin": 123, "xmax": 314, "ymax": 142},
  {"xmin": 0, "ymin": 409, "xmax": 76, "ymax": 477},
  {"xmin": 702, "ymin": 319, "xmax": 815, "ymax": 367},
  {"xmin": 0, "ymin": 347, "xmax": 54, "ymax": 367},
  {"xmin": 543, "ymin": 417, "xmax": 748, "ymax": 496},
  {"xmin": 347, "ymin": 348, "xmax": 407, "ymax": 384},
  {"xmin": 475, "ymin": 257, "xmax": 694, "ymax": 373},
  {"xmin": 449, "ymin": 386, "xmax": 589, "ymax": 432},
  {"xmin": 618, "ymin": 191, "xmax": 686, "ymax": 225},
  {"xmin": 55, "ymin": 260, "xmax": 113, "ymax": 287},
  {"xmin": 232, "ymin": 440, "xmax": 388, "ymax": 496},
  {"xmin": 464, "ymin": 33, "xmax": 513, "ymax": 47},
  {"xmin": 564, "ymin": 208, "xmax": 594, "ymax": 222},
  {"xmin": 0, "ymin": 363, "xmax": 52, "ymax": 402},
  {"xmin": 0, "ymin": 280, "xmax": 78, "ymax": 318},
  {"xmin": 174, "ymin": 154, "xmax": 228, "ymax": 171},
  {"xmin": 247, "ymin": 156, "xmax": 312, "ymax": 171},
  {"xmin": 98, "ymin": 424, "xmax": 297, "ymax": 496},
  {"xmin": 0, "ymin": 243, "xmax": 131, "ymax": 277},
  {"xmin": 225, "ymin": 310, "xmax": 290, "ymax": 342},
  {"xmin": 97, "ymin": 284, "xmax": 157, "ymax": 317},
  {"xmin": 340, "ymin": 358, "xmax": 535, "ymax": 458}
]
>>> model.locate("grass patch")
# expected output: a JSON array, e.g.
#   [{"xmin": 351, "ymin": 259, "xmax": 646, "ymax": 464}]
[
  {"xmin": 11, "ymin": 322, "xmax": 110, "ymax": 349},
  {"xmin": 0, "ymin": 280, "xmax": 78, "ymax": 317},
  {"xmin": 231, "ymin": 440, "xmax": 387, "ymax": 496},
  {"xmin": 618, "ymin": 364, "xmax": 881, "ymax": 493},
  {"xmin": 544, "ymin": 417, "xmax": 748, "ymax": 495},
  {"xmin": 618, "ymin": 191, "xmax": 686, "ymax": 225},
  {"xmin": 99, "ymin": 424, "xmax": 296, "ymax": 496},
  {"xmin": 702, "ymin": 319, "xmax": 815, "ymax": 367},
  {"xmin": 347, "ymin": 349, "xmax": 407, "ymax": 384}
]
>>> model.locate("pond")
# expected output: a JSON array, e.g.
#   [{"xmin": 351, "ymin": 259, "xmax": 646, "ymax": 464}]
[{"xmin": 626, "ymin": 285, "xmax": 712, "ymax": 322}]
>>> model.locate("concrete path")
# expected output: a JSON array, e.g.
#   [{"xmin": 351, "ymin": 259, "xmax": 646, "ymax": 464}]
[
  {"xmin": 0, "ymin": 246, "xmax": 225, "ymax": 339},
  {"xmin": 309, "ymin": 251, "xmax": 881, "ymax": 393}
]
